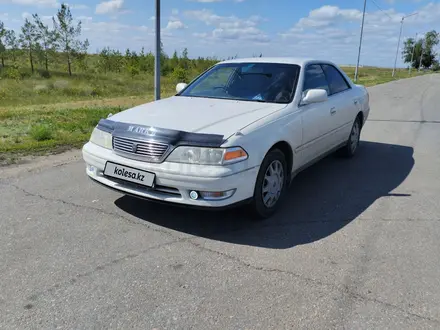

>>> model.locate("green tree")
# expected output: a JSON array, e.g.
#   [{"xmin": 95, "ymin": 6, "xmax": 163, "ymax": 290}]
[
  {"xmin": 422, "ymin": 30, "xmax": 439, "ymax": 69},
  {"xmin": 33, "ymin": 13, "xmax": 56, "ymax": 72},
  {"xmin": 19, "ymin": 18, "xmax": 38, "ymax": 73},
  {"xmin": 124, "ymin": 48, "xmax": 141, "ymax": 77},
  {"xmin": 182, "ymin": 47, "xmax": 188, "ymax": 60},
  {"xmin": 402, "ymin": 38, "xmax": 421, "ymax": 69},
  {"xmin": 97, "ymin": 47, "xmax": 111, "ymax": 73},
  {"xmin": 180, "ymin": 47, "xmax": 190, "ymax": 70},
  {"xmin": 52, "ymin": 3, "xmax": 87, "ymax": 76},
  {"xmin": 5, "ymin": 30, "xmax": 19, "ymax": 63},
  {"xmin": 0, "ymin": 21, "xmax": 6, "ymax": 68},
  {"xmin": 76, "ymin": 38, "xmax": 89, "ymax": 71},
  {"xmin": 170, "ymin": 50, "xmax": 179, "ymax": 68},
  {"xmin": 403, "ymin": 30, "xmax": 439, "ymax": 69}
]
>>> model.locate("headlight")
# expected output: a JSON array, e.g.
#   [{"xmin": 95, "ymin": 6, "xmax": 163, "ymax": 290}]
[
  {"xmin": 90, "ymin": 127, "xmax": 112, "ymax": 149},
  {"xmin": 166, "ymin": 146, "xmax": 248, "ymax": 165}
]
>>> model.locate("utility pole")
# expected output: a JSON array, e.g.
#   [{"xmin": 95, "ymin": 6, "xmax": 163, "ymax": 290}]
[
  {"xmin": 154, "ymin": 0, "xmax": 161, "ymax": 100},
  {"xmin": 392, "ymin": 12, "xmax": 418, "ymax": 77},
  {"xmin": 409, "ymin": 33, "xmax": 417, "ymax": 75},
  {"xmin": 419, "ymin": 38, "xmax": 424, "ymax": 72},
  {"xmin": 392, "ymin": 18, "xmax": 404, "ymax": 77},
  {"xmin": 354, "ymin": 0, "xmax": 367, "ymax": 83}
]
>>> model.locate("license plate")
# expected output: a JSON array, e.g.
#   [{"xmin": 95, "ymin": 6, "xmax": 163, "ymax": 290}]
[{"xmin": 104, "ymin": 162, "xmax": 155, "ymax": 187}]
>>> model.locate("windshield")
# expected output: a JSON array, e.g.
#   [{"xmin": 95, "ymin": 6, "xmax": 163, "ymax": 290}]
[{"xmin": 178, "ymin": 62, "xmax": 300, "ymax": 104}]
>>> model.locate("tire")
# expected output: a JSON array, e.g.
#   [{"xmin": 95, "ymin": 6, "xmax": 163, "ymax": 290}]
[
  {"xmin": 339, "ymin": 115, "xmax": 362, "ymax": 158},
  {"xmin": 249, "ymin": 149, "xmax": 288, "ymax": 219}
]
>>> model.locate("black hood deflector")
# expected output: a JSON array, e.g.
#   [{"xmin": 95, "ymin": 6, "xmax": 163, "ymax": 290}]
[{"xmin": 97, "ymin": 119, "xmax": 226, "ymax": 147}]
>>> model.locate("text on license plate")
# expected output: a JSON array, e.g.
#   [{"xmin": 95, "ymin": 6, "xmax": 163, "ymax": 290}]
[{"xmin": 104, "ymin": 162, "xmax": 155, "ymax": 187}]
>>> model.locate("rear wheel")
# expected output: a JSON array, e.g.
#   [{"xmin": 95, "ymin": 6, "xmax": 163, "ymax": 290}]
[
  {"xmin": 339, "ymin": 116, "xmax": 362, "ymax": 157},
  {"xmin": 250, "ymin": 149, "xmax": 288, "ymax": 219}
]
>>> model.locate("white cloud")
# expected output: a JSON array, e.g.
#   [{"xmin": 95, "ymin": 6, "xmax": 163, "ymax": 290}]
[
  {"xmin": 21, "ymin": 12, "xmax": 31, "ymax": 20},
  {"xmin": 0, "ymin": 0, "xmax": 87, "ymax": 9},
  {"xmin": 77, "ymin": 15, "xmax": 92, "ymax": 21},
  {"xmin": 278, "ymin": 2, "xmax": 440, "ymax": 67},
  {"xmin": 165, "ymin": 20, "xmax": 185, "ymax": 30},
  {"xmin": 188, "ymin": 0, "xmax": 246, "ymax": 2},
  {"xmin": 95, "ymin": 0, "xmax": 124, "ymax": 15},
  {"xmin": 296, "ymin": 5, "xmax": 362, "ymax": 28},
  {"xmin": 193, "ymin": 32, "xmax": 208, "ymax": 38},
  {"xmin": 0, "ymin": 0, "xmax": 58, "ymax": 7},
  {"xmin": 67, "ymin": 3, "xmax": 88, "ymax": 10},
  {"xmin": 6, "ymin": 0, "xmax": 437, "ymax": 67},
  {"xmin": 184, "ymin": 9, "xmax": 269, "ymax": 43}
]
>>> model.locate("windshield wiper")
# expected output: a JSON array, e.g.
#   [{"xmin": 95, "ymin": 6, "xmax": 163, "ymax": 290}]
[
  {"xmin": 251, "ymin": 99, "xmax": 271, "ymax": 103},
  {"xmin": 241, "ymin": 73, "xmax": 273, "ymax": 78}
]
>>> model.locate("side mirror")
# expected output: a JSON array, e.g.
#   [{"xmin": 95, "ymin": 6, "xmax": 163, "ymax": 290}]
[
  {"xmin": 176, "ymin": 83, "xmax": 188, "ymax": 94},
  {"xmin": 301, "ymin": 89, "xmax": 328, "ymax": 105}
]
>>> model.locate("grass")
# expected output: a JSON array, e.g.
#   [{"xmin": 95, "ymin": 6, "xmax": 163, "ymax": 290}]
[
  {"xmin": 0, "ymin": 71, "xmax": 178, "ymax": 107},
  {"xmin": 0, "ymin": 65, "xmax": 434, "ymax": 165},
  {"xmin": 0, "ymin": 106, "xmax": 125, "ymax": 165},
  {"xmin": 342, "ymin": 66, "xmax": 429, "ymax": 86}
]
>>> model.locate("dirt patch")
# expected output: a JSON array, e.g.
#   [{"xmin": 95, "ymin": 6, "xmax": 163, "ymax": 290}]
[{"xmin": 0, "ymin": 149, "xmax": 82, "ymax": 179}]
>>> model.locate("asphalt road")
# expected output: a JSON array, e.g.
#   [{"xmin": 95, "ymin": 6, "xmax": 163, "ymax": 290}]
[{"xmin": 2, "ymin": 74, "xmax": 440, "ymax": 329}]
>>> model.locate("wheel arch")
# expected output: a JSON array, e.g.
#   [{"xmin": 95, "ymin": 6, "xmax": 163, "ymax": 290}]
[
  {"xmin": 268, "ymin": 140, "xmax": 294, "ymax": 178},
  {"xmin": 357, "ymin": 111, "xmax": 364, "ymax": 127}
]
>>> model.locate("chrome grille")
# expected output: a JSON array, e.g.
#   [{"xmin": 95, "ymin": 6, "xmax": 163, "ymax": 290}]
[{"xmin": 112, "ymin": 136, "xmax": 169, "ymax": 161}]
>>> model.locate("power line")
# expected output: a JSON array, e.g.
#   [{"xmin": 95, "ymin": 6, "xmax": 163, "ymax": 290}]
[
  {"xmin": 354, "ymin": 0, "xmax": 395, "ymax": 82},
  {"xmin": 369, "ymin": 0, "xmax": 393, "ymax": 19},
  {"xmin": 370, "ymin": 1, "xmax": 392, "ymax": 20}
]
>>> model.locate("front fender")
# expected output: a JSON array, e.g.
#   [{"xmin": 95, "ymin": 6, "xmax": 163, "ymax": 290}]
[{"xmin": 224, "ymin": 108, "xmax": 303, "ymax": 173}]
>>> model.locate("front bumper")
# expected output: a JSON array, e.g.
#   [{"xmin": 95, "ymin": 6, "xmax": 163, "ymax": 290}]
[{"xmin": 82, "ymin": 142, "xmax": 259, "ymax": 208}]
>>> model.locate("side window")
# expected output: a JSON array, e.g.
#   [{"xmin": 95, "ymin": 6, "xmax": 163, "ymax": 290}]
[
  {"xmin": 302, "ymin": 64, "xmax": 330, "ymax": 97},
  {"xmin": 321, "ymin": 64, "xmax": 350, "ymax": 95}
]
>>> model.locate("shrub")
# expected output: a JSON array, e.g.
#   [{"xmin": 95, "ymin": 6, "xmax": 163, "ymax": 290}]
[
  {"xmin": 39, "ymin": 70, "xmax": 51, "ymax": 79},
  {"xmin": 127, "ymin": 65, "xmax": 140, "ymax": 77},
  {"xmin": 29, "ymin": 124, "xmax": 53, "ymax": 141},
  {"xmin": 34, "ymin": 84, "xmax": 50, "ymax": 94},
  {"xmin": 53, "ymin": 80, "xmax": 70, "ymax": 89},
  {"xmin": 4, "ymin": 67, "xmax": 22, "ymax": 80},
  {"xmin": 172, "ymin": 67, "xmax": 188, "ymax": 83}
]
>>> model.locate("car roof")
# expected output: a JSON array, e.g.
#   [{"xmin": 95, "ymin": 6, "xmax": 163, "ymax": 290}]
[{"xmin": 218, "ymin": 57, "xmax": 336, "ymax": 67}]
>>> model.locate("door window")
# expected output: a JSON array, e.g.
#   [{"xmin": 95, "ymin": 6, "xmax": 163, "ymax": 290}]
[
  {"xmin": 321, "ymin": 64, "xmax": 350, "ymax": 95},
  {"xmin": 302, "ymin": 64, "xmax": 330, "ymax": 97}
]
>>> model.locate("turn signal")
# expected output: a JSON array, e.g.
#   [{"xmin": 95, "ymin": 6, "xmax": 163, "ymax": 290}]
[
  {"xmin": 199, "ymin": 189, "xmax": 236, "ymax": 201},
  {"xmin": 223, "ymin": 147, "xmax": 248, "ymax": 164}
]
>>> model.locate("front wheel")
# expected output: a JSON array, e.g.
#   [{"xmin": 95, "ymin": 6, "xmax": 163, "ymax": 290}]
[{"xmin": 249, "ymin": 149, "xmax": 288, "ymax": 219}]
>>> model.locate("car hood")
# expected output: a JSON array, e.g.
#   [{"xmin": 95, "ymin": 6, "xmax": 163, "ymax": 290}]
[{"xmin": 109, "ymin": 96, "xmax": 287, "ymax": 139}]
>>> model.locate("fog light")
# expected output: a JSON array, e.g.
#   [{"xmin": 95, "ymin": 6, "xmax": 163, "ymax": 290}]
[
  {"xmin": 87, "ymin": 164, "xmax": 96, "ymax": 173},
  {"xmin": 189, "ymin": 190, "xmax": 199, "ymax": 200},
  {"xmin": 199, "ymin": 189, "xmax": 236, "ymax": 201}
]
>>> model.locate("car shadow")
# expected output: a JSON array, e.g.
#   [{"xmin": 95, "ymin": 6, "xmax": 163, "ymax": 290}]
[{"xmin": 114, "ymin": 141, "xmax": 414, "ymax": 249}]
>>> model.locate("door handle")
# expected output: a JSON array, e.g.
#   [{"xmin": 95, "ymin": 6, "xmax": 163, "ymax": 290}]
[
  {"xmin": 354, "ymin": 100, "xmax": 358, "ymax": 105},
  {"xmin": 330, "ymin": 107, "xmax": 336, "ymax": 115}
]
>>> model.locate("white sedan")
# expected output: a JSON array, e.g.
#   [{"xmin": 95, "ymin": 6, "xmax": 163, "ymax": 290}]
[{"xmin": 82, "ymin": 57, "xmax": 370, "ymax": 218}]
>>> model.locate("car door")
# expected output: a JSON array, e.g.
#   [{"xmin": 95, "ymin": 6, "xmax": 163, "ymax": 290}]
[
  {"xmin": 297, "ymin": 64, "xmax": 341, "ymax": 167},
  {"xmin": 321, "ymin": 64, "xmax": 358, "ymax": 145}
]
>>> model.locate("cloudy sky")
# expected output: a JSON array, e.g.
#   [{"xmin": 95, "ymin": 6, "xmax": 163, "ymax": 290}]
[{"xmin": 1, "ymin": 0, "xmax": 439, "ymax": 67}]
